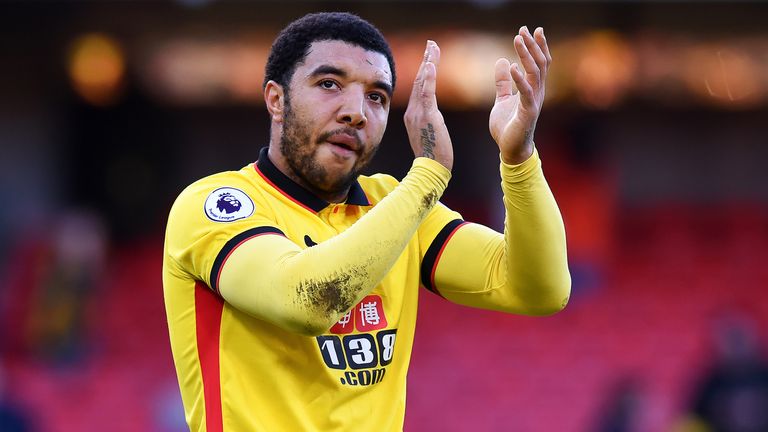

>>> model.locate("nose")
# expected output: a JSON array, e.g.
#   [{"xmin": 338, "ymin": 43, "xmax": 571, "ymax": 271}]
[{"xmin": 336, "ymin": 87, "xmax": 367, "ymax": 129}]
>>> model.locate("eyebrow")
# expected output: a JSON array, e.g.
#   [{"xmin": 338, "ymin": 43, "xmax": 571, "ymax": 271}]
[{"xmin": 308, "ymin": 64, "xmax": 393, "ymax": 98}]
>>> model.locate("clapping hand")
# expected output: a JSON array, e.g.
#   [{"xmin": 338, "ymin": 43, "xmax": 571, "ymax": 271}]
[
  {"xmin": 404, "ymin": 40, "xmax": 454, "ymax": 171},
  {"xmin": 489, "ymin": 26, "xmax": 552, "ymax": 164}
]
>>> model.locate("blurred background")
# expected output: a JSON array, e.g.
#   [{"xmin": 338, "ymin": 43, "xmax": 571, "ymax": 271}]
[{"xmin": 1, "ymin": 1, "xmax": 768, "ymax": 431}]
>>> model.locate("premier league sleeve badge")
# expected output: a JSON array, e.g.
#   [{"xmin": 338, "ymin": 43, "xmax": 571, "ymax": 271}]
[{"xmin": 204, "ymin": 187, "xmax": 255, "ymax": 222}]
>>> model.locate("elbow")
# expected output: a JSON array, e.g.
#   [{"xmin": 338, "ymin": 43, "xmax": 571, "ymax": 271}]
[
  {"xmin": 525, "ymin": 294, "xmax": 569, "ymax": 316},
  {"xmin": 294, "ymin": 325, "xmax": 329, "ymax": 338},
  {"xmin": 282, "ymin": 314, "xmax": 334, "ymax": 337},
  {"xmin": 519, "ymin": 274, "xmax": 572, "ymax": 317}
]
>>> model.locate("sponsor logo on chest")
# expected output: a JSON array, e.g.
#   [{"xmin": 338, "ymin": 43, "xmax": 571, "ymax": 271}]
[{"xmin": 316, "ymin": 295, "xmax": 397, "ymax": 387}]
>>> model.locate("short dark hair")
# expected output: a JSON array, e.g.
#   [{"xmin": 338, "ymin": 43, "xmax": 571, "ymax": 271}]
[{"xmin": 264, "ymin": 12, "xmax": 396, "ymax": 91}]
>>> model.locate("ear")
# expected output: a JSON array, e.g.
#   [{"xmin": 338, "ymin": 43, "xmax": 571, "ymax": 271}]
[{"xmin": 264, "ymin": 80, "xmax": 285, "ymax": 123}]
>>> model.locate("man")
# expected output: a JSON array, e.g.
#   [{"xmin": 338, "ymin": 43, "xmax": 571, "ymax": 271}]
[{"xmin": 163, "ymin": 12, "xmax": 570, "ymax": 431}]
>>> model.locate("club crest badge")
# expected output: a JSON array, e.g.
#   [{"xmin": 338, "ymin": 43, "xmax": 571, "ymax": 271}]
[{"xmin": 204, "ymin": 187, "xmax": 254, "ymax": 222}]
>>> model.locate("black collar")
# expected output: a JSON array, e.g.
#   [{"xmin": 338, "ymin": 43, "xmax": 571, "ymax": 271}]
[{"xmin": 255, "ymin": 147, "xmax": 370, "ymax": 213}]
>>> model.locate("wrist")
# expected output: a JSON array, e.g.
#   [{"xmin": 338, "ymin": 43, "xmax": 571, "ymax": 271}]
[
  {"xmin": 500, "ymin": 148, "xmax": 540, "ymax": 183},
  {"xmin": 500, "ymin": 145, "xmax": 534, "ymax": 165}
]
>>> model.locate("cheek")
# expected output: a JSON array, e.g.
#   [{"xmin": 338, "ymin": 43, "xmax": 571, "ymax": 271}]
[
  {"xmin": 285, "ymin": 106, "xmax": 318, "ymax": 146},
  {"xmin": 367, "ymin": 109, "xmax": 389, "ymax": 140}
]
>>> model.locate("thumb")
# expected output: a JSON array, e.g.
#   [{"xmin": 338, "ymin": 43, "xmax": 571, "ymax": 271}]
[{"xmin": 494, "ymin": 58, "xmax": 517, "ymax": 99}]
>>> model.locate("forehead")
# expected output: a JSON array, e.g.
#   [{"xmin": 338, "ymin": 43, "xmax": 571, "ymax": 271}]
[{"xmin": 297, "ymin": 40, "xmax": 392, "ymax": 85}]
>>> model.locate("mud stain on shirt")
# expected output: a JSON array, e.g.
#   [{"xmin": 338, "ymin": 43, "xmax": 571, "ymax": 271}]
[
  {"xmin": 295, "ymin": 263, "xmax": 372, "ymax": 319},
  {"xmin": 420, "ymin": 190, "xmax": 438, "ymax": 216}
]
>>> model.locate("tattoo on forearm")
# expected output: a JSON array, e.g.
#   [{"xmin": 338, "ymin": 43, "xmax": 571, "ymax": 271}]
[{"xmin": 420, "ymin": 123, "xmax": 436, "ymax": 159}]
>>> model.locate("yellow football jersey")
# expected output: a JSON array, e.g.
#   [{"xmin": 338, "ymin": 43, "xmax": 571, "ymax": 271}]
[
  {"xmin": 164, "ymin": 146, "xmax": 570, "ymax": 431},
  {"xmin": 163, "ymin": 147, "xmax": 461, "ymax": 431}
]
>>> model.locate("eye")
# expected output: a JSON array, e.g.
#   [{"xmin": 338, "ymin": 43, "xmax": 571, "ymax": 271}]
[
  {"xmin": 319, "ymin": 79, "xmax": 338, "ymax": 90},
  {"xmin": 368, "ymin": 92, "xmax": 387, "ymax": 105}
]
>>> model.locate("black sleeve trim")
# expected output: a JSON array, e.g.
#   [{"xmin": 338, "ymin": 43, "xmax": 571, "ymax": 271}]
[
  {"xmin": 420, "ymin": 219, "xmax": 465, "ymax": 296},
  {"xmin": 209, "ymin": 226, "xmax": 285, "ymax": 294}
]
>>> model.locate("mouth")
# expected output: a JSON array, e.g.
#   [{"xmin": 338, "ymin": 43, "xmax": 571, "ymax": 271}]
[
  {"xmin": 329, "ymin": 141, "xmax": 355, "ymax": 152},
  {"xmin": 324, "ymin": 132, "xmax": 360, "ymax": 153},
  {"xmin": 326, "ymin": 142, "xmax": 356, "ymax": 160}
]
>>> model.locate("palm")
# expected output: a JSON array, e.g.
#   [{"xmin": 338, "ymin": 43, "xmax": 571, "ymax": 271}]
[{"xmin": 490, "ymin": 91, "xmax": 535, "ymax": 155}]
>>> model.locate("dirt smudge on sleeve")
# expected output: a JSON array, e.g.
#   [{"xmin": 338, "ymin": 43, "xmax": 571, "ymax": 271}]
[
  {"xmin": 420, "ymin": 190, "xmax": 438, "ymax": 215},
  {"xmin": 295, "ymin": 264, "xmax": 372, "ymax": 319}
]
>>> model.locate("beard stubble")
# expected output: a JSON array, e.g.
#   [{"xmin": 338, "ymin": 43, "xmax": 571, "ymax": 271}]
[{"xmin": 279, "ymin": 99, "xmax": 377, "ymax": 198}]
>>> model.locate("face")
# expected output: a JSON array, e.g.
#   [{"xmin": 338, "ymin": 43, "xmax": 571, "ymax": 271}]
[{"xmin": 275, "ymin": 40, "xmax": 392, "ymax": 199}]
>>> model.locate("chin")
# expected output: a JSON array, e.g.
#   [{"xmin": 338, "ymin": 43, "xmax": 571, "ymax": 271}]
[
  {"xmin": 317, "ymin": 146, "xmax": 358, "ymax": 168},
  {"xmin": 320, "ymin": 165, "xmax": 362, "ymax": 195},
  {"xmin": 323, "ymin": 169, "xmax": 357, "ymax": 189}
]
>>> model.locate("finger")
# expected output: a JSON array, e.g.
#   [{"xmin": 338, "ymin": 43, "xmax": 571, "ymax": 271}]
[
  {"xmin": 409, "ymin": 43, "xmax": 430, "ymax": 101},
  {"xmin": 534, "ymin": 27, "xmax": 552, "ymax": 69},
  {"xmin": 494, "ymin": 57, "xmax": 517, "ymax": 99},
  {"xmin": 514, "ymin": 30, "xmax": 540, "ymax": 81},
  {"xmin": 510, "ymin": 62, "xmax": 535, "ymax": 107},
  {"xmin": 522, "ymin": 26, "xmax": 548, "ymax": 74},
  {"xmin": 427, "ymin": 40, "xmax": 441, "ymax": 67},
  {"xmin": 420, "ymin": 42, "xmax": 440, "ymax": 107},
  {"xmin": 422, "ymin": 62, "xmax": 437, "ymax": 106}
]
